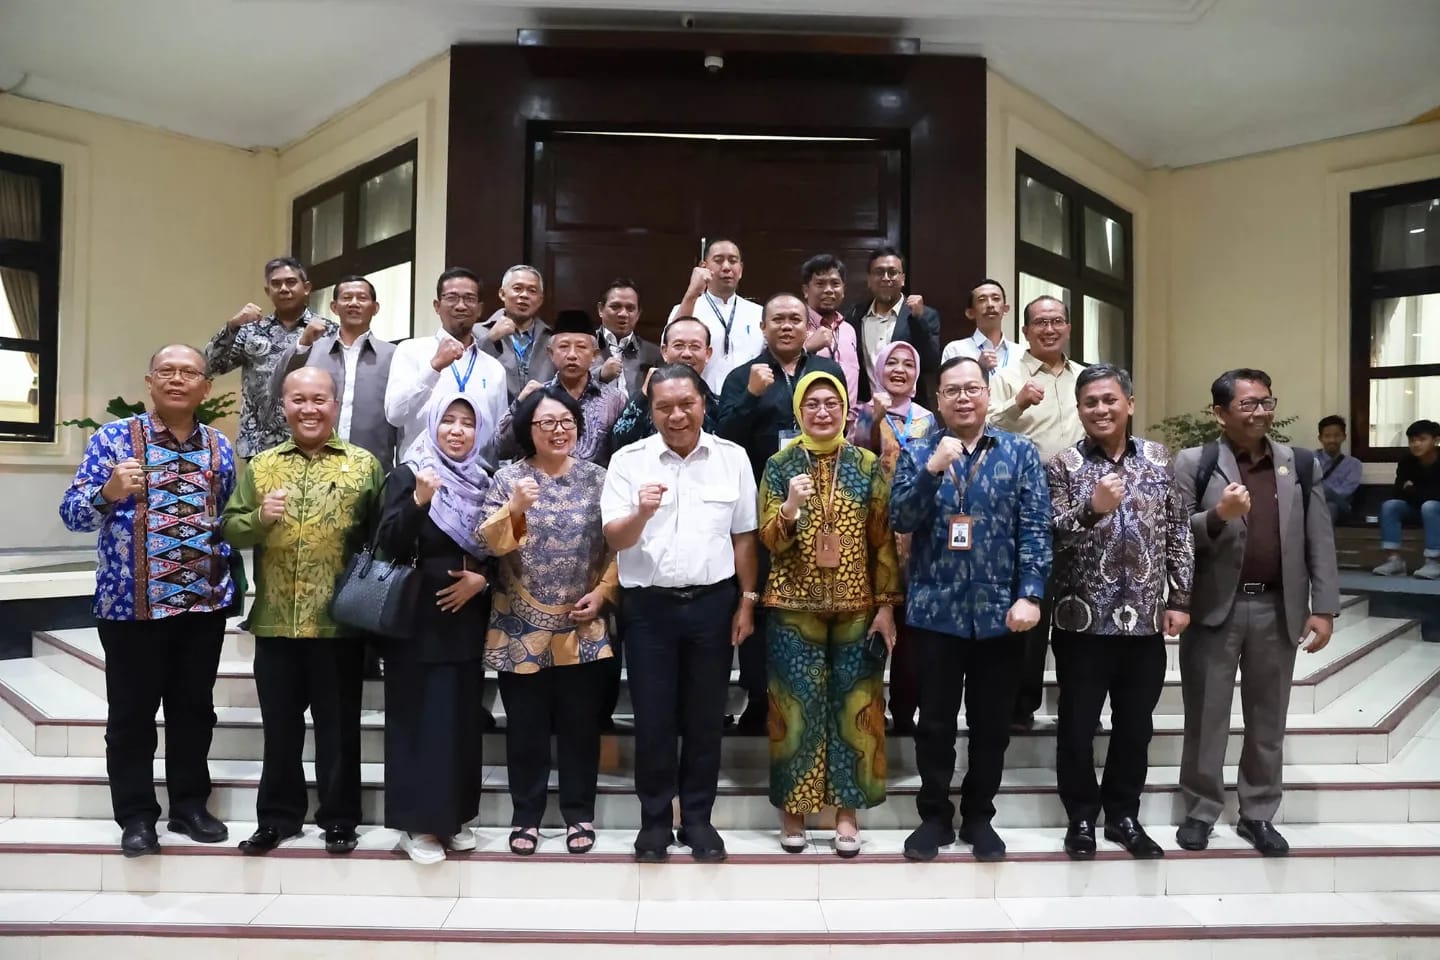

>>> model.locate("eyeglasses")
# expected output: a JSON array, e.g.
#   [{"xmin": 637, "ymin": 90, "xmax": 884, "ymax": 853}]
[
  {"xmin": 533, "ymin": 417, "xmax": 578, "ymax": 433},
  {"xmin": 801, "ymin": 400, "xmax": 843, "ymax": 414},
  {"xmin": 869, "ymin": 267, "xmax": 903, "ymax": 279},
  {"xmin": 1027, "ymin": 317, "xmax": 1069, "ymax": 329},
  {"xmin": 151, "ymin": 366, "xmax": 207, "ymax": 383},
  {"xmin": 939, "ymin": 384, "xmax": 987, "ymax": 400},
  {"xmin": 1235, "ymin": 397, "xmax": 1278, "ymax": 412},
  {"xmin": 440, "ymin": 293, "xmax": 481, "ymax": 306}
]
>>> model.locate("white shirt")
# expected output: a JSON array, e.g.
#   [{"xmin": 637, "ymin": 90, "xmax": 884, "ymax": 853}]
[
  {"xmin": 942, "ymin": 328, "xmax": 1025, "ymax": 370},
  {"xmin": 384, "ymin": 329, "xmax": 510, "ymax": 464},
  {"xmin": 336, "ymin": 332, "xmax": 367, "ymax": 441},
  {"xmin": 860, "ymin": 300, "xmax": 900, "ymax": 372},
  {"xmin": 668, "ymin": 292, "xmax": 765, "ymax": 395},
  {"xmin": 600, "ymin": 431, "xmax": 758, "ymax": 589}
]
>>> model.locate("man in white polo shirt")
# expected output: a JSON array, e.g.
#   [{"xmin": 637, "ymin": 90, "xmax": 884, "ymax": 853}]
[
  {"xmin": 601, "ymin": 363, "xmax": 759, "ymax": 865},
  {"xmin": 669, "ymin": 238, "xmax": 765, "ymax": 395}
]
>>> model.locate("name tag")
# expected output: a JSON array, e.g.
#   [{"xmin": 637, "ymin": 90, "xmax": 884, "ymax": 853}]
[
  {"xmin": 948, "ymin": 514, "xmax": 974, "ymax": 552},
  {"xmin": 815, "ymin": 529, "xmax": 841, "ymax": 568},
  {"xmin": 778, "ymin": 429, "xmax": 800, "ymax": 448}
]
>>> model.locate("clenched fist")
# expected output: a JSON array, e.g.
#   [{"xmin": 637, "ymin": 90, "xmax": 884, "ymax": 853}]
[
  {"xmin": 599, "ymin": 356, "xmax": 624, "ymax": 383},
  {"xmin": 100, "ymin": 458, "xmax": 145, "ymax": 503},
  {"xmin": 635, "ymin": 482, "xmax": 667, "ymax": 518},
  {"xmin": 431, "ymin": 337, "xmax": 466, "ymax": 372},
  {"xmin": 784, "ymin": 473, "xmax": 815, "ymax": 516},
  {"xmin": 413, "ymin": 468, "xmax": 442, "ymax": 507},
  {"xmin": 259, "ymin": 488, "xmax": 288, "ymax": 526},
  {"xmin": 488, "ymin": 314, "xmax": 518, "ymax": 343},
  {"xmin": 298, "ymin": 316, "xmax": 330, "ymax": 347},
  {"xmin": 509, "ymin": 477, "xmax": 540, "ymax": 515},
  {"xmin": 1015, "ymin": 379, "xmax": 1046, "ymax": 412},
  {"xmin": 516, "ymin": 380, "xmax": 544, "ymax": 402},
  {"xmin": 228, "ymin": 302, "xmax": 264, "ymax": 330},
  {"xmin": 1216, "ymin": 482, "xmax": 1252, "ymax": 522},
  {"xmin": 747, "ymin": 363, "xmax": 775, "ymax": 397},
  {"xmin": 979, "ymin": 347, "xmax": 999, "ymax": 371},
  {"xmin": 926, "ymin": 436, "xmax": 968, "ymax": 475},
  {"xmin": 1091, "ymin": 473, "xmax": 1125, "ymax": 514},
  {"xmin": 686, "ymin": 266, "xmax": 713, "ymax": 299}
]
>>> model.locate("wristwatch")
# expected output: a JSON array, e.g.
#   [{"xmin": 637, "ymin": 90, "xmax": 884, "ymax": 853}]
[{"xmin": 741, "ymin": 591, "xmax": 760, "ymax": 603}]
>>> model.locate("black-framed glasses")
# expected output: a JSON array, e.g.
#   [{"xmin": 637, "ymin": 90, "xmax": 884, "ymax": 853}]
[
  {"xmin": 440, "ymin": 293, "xmax": 481, "ymax": 306},
  {"xmin": 533, "ymin": 417, "xmax": 578, "ymax": 433},
  {"xmin": 1235, "ymin": 397, "xmax": 1278, "ymax": 412},
  {"xmin": 151, "ymin": 366, "xmax": 208, "ymax": 383},
  {"xmin": 939, "ymin": 384, "xmax": 987, "ymax": 400},
  {"xmin": 869, "ymin": 267, "xmax": 903, "ymax": 279}
]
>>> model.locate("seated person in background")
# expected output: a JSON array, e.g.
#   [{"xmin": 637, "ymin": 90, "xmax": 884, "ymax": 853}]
[
  {"xmin": 1314, "ymin": 415, "xmax": 1362, "ymax": 523},
  {"xmin": 1373, "ymin": 418, "xmax": 1440, "ymax": 580}
]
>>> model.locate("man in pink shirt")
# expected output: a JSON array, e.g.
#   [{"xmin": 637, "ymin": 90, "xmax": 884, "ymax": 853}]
[{"xmin": 801, "ymin": 254, "xmax": 860, "ymax": 419}]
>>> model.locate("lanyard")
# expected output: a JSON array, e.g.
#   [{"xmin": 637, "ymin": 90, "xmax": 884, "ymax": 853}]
[
  {"xmin": 509, "ymin": 329, "xmax": 535, "ymax": 373},
  {"xmin": 705, "ymin": 292, "xmax": 738, "ymax": 356},
  {"xmin": 948, "ymin": 437, "xmax": 989, "ymax": 513},
  {"xmin": 886, "ymin": 405, "xmax": 915, "ymax": 450},
  {"xmin": 450, "ymin": 348, "xmax": 478, "ymax": 392},
  {"xmin": 802, "ymin": 448, "xmax": 843, "ymax": 528}
]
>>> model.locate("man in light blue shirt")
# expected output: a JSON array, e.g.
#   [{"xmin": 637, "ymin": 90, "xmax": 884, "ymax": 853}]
[
  {"xmin": 941, "ymin": 279, "xmax": 1025, "ymax": 374},
  {"xmin": 1315, "ymin": 415, "xmax": 1363, "ymax": 522}
]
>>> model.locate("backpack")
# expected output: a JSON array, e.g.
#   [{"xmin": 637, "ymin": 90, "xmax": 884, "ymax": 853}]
[{"xmin": 1195, "ymin": 440, "xmax": 1313, "ymax": 520}]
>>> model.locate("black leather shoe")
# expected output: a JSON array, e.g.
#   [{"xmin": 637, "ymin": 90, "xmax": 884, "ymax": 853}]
[
  {"xmin": 120, "ymin": 820, "xmax": 160, "ymax": 858},
  {"xmin": 167, "ymin": 809, "xmax": 228, "ymax": 844},
  {"xmin": 1063, "ymin": 820, "xmax": 1096, "ymax": 860},
  {"xmin": 633, "ymin": 824, "xmax": 674, "ymax": 863},
  {"xmin": 324, "ymin": 828, "xmax": 359, "ymax": 854},
  {"xmin": 677, "ymin": 822, "xmax": 727, "ymax": 863},
  {"xmin": 1175, "ymin": 817, "xmax": 1212, "ymax": 851},
  {"xmin": 1104, "ymin": 817, "xmax": 1164, "ymax": 859},
  {"xmin": 238, "ymin": 825, "xmax": 300, "ymax": 856},
  {"xmin": 1237, "ymin": 818, "xmax": 1289, "ymax": 857}
]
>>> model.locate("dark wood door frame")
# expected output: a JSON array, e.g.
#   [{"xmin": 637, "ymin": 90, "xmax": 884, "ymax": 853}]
[{"xmin": 446, "ymin": 42, "xmax": 986, "ymax": 344}]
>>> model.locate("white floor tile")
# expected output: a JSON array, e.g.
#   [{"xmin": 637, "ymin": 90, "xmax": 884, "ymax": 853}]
[
  {"xmin": 0, "ymin": 852, "xmax": 101, "ymax": 891},
  {"xmin": 33, "ymin": 935, "xmax": 243, "ymax": 960},
  {"xmin": 443, "ymin": 896, "xmax": 637, "ymax": 931},
  {"xmin": 831, "ymin": 947, "xmax": 1022, "ymax": 960},
  {"xmin": 457, "ymin": 857, "xmax": 638, "ymax": 900},
  {"xmin": 276, "ymin": 856, "xmax": 462, "ymax": 898},
  {"xmin": 0, "ymin": 936, "xmax": 39, "ymax": 959},
  {"xmin": 991, "ymin": 859, "xmax": 1168, "ymax": 898},
  {"xmin": 1339, "ymin": 891, "xmax": 1440, "ymax": 924},
  {"xmin": 634, "ymin": 898, "xmax": 827, "ymax": 933},
  {"xmin": 0, "ymin": 890, "xmax": 94, "ymax": 922},
  {"xmin": 1331, "ymin": 855, "xmax": 1440, "ymax": 893},
  {"xmin": 57, "ymin": 890, "xmax": 275, "ymax": 925},
  {"xmin": 816, "ymin": 859, "xmax": 995, "ymax": 900},
  {"xmin": 637, "ymin": 861, "xmax": 820, "ymax": 901},
  {"xmin": 1000, "ymin": 895, "xmax": 1201, "ymax": 930},
  {"xmin": 820, "ymin": 896, "xmax": 1014, "ymax": 932},
  {"xmin": 252, "ymin": 942, "xmax": 435, "ymax": 960},
  {"xmin": 250, "ymin": 893, "xmax": 456, "ymax": 929},
  {"xmin": 1168, "ymin": 891, "xmax": 1379, "ymax": 927},
  {"xmin": 1206, "ymin": 937, "xmax": 1440, "ymax": 960},
  {"xmin": 101, "ymin": 850, "xmax": 283, "ymax": 896},
  {"xmin": 1022, "ymin": 942, "xmax": 1210, "ymax": 960},
  {"xmin": 1162, "ymin": 855, "xmax": 1335, "ymax": 895}
]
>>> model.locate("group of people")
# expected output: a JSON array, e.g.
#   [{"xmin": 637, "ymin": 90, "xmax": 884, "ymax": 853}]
[{"xmin": 61, "ymin": 243, "xmax": 1340, "ymax": 868}]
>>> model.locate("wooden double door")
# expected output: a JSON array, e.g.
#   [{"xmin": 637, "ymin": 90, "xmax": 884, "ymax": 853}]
[{"xmin": 528, "ymin": 132, "xmax": 904, "ymax": 342}]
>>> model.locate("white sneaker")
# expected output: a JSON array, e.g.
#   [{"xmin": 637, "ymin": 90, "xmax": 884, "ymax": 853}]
[
  {"xmin": 400, "ymin": 832, "xmax": 446, "ymax": 865},
  {"xmin": 1373, "ymin": 555, "xmax": 1408, "ymax": 577},
  {"xmin": 1414, "ymin": 560, "xmax": 1440, "ymax": 580},
  {"xmin": 448, "ymin": 826, "xmax": 478, "ymax": 851}
]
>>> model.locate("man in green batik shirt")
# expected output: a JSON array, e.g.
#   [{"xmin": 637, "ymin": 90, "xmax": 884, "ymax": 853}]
[{"xmin": 221, "ymin": 366, "xmax": 384, "ymax": 858}]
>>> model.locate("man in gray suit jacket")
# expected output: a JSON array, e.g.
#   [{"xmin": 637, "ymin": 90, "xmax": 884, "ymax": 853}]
[
  {"xmin": 593, "ymin": 278, "xmax": 663, "ymax": 395},
  {"xmin": 270, "ymin": 276, "xmax": 399, "ymax": 471},
  {"xmin": 1173, "ymin": 368, "xmax": 1339, "ymax": 857}
]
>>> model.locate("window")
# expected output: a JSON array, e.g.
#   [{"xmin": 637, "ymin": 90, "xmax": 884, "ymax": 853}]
[
  {"xmin": 1350, "ymin": 178, "xmax": 1440, "ymax": 458},
  {"xmin": 1015, "ymin": 152, "xmax": 1133, "ymax": 369},
  {"xmin": 291, "ymin": 141, "xmax": 417, "ymax": 342},
  {"xmin": 0, "ymin": 151, "xmax": 62, "ymax": 443}
]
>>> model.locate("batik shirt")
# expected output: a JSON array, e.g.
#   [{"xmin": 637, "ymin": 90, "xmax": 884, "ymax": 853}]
[
  {"xmin": 1047, "ymin": 436, "xmax": 1194, "ymax": 635},
  {"xmin": 890, "ymin": 425, "xmax": 1052, "ymax": 640},
  {"xmin": 204, "ymin": 310, "xmax": 336, "ymax": 457},
  {"xmin": 220, "ymin": 436, "xmax": 383, "ymax": 638},
  {"xmin": 495, "ymin": 374, "xmax": 630, "ymax": 467},
  {"xmin": 59, "ymin": 414, "xmax": 237, "ymax": 620}
]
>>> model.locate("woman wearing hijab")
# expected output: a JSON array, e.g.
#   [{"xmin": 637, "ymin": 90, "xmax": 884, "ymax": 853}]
[
  {"xmin": 760, "ymin": 370, "xmax": 902, "ymax": 856},
  {"xmin": 478, "ymin": 385, "xmax": 618, "ymax": 856},
  {"xmin": 375, "ymin": 392, "xmax": 494, "ymax": 865},
  {"xmin": 848, "ymin": 341, "xmax": 936, "ymax": 734}
]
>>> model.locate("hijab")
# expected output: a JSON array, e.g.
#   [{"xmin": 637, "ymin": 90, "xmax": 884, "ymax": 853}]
[
  {"xmin": 790, "ymin": 370, "xmax": 849, "ymax": 456},
  {"xmin": 401, "ymin": 391, "xmax": 491, "ymax": 557},
  {"xmin": 873, "ymin": 341, "xmax": 920, "ymax": 416}
]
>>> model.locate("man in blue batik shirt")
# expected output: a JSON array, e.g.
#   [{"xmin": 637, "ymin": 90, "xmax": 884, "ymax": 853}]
[{"xmin": 890, "ymin": 355, "xmax": 1051, "ymax": 864}]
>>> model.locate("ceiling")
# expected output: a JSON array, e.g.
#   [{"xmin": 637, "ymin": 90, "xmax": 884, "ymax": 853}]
[{"xmin": 1, "ymin": 0, "xmax": 1437, "ymax": 167}]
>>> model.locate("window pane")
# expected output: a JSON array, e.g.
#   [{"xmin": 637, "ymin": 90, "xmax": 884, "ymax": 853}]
[
  {"xmin": 300, "ymin": 193, "xmax": 344, "ymax": 266},
  {"xmin": 1372, "ymin": 197, "xmax": 1440, "ymax": 271},
  {"xmin": 366, "ymin": 261, "xmax": 413, "ymax": 341},
  {"xmin": 359, "ymin": 161, "xmax": 415, "ymax": 248},
  {"xmin": 0, "ymin": 267, "xmax": 40, "ymax": 339},
  {"xmin": 1084, "ymin": 207, "xmax": 1126, "ymax": 280},
  {"xmin": 1370, "ymin": 293, "xmax": 1440, "ymax": 367},
  {"xmin": 0, "ymin": 169, "xmax": 43, "ymax": 241},
  {"xmin": 1019, "ymin": 176, "xmax": 1069, "ymax": 256},
  {"xmin": 1082, "ymin": 296, "xmax": 1127, "ymax": 367},
  {"xmin": 1018, "ymin": 272, "xmax": 1072, "ymax": 314},
  {"xmin": 0, "ymin": 349, "xmax": 39, "ymax": 423},
  {"xmin": 1370, "ymin": 375, "xmax": 1440, "ymax": 447}
]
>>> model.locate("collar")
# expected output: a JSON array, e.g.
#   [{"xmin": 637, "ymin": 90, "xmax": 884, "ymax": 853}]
[
  {"xmin": 1224, "ymin": 435, "xmax": 1274, "ymax": 464},
  {"xmin": 760, "ymin": 347, "xmax": 808, "ymax": 373},
  {"xmin": 654, "ymin": 429, "xmax": 714, "ymax": 462},
  {"xmin": 866, "ymin": 299, "xmax": 901, "ymax": 320},
  {"xmin": 142, "ymin": 412, "xmax": 204, "ymax": 446},
  {"xmin": 1020, "ymin": 350, "xmax": 1073, "ymax": 376},
  {"xmin": 706, "ymin": 290, "xmax": 740, "ymax": 307},
  {"xmin": 435, "ymin": 328, "xmax": 478, "ymax": 352},
  {"xmin": 549, "ymin": 372, "xmax": 603, "ymax": 400},
  {"xmin": 806, "ymin": 306, "xmax": 841, "ymax": 329},
  {"xmin": 264, "ymin": 308, "xmax": 314, "ymax": 329},
  {"xmin": 942, "ymin": 423, "xmax": 1001, "ymax": 451},
  {"xmin": 599, "ymin": 327, "xmax": 636, "ymax": 351},
  {"xmin": 971, "ymin": 328, "xmax": 1009, "ymax": 351},
  {"xmin": 1081, "ymin": 434, "xmax": 1138, "ymax": 462},
  {"xmin": 274, "ymin": 434, "xmax": 347, "ymax": 457},
  {"xmin": 333, "ymin": 330, "xmax": 372, "ymax": 352}
]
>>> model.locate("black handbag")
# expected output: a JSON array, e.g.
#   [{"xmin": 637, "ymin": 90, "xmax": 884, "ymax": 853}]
[{"xmin": 331, "ymin": 536, "xmax": 420, "ymax": 640}]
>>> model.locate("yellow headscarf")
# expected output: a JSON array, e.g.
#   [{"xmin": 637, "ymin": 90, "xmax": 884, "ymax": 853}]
[{"xmin": 790, "ymin": 370, "xmax": 849, "ymax": 455}]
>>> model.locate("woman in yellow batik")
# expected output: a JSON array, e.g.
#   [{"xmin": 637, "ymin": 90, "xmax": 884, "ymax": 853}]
[{"xmin": 760, "ymin": 370, "xmax": 901, "ymax": 857}]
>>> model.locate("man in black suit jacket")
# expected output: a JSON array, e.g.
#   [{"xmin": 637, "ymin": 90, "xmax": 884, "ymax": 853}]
[
  {"xmin": 594, "ymin": 278, "xmax": 664, "ymax": 395},
  {"xmin": 844, "ymin": 246, "xmax": 942, "ymax": 403}
]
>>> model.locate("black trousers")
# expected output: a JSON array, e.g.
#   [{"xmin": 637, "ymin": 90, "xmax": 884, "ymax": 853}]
[
  {"xmin": 96, "ymin": 612, "xmax": 225, "ymax": 826},
  {"xmin": 497, "ymin": 659, "xmax": 608, "ymax": 827},
  {"xmin": 888, "ymin": 609, "xmax": 918, "ymax": 726},
  {"xmin": 912, "ymin": 626, "xmax": 1024, "ymax": 825},
  {"xmin": 621, "ymin": 582, "xmax": 737, "ymax": 830},
  {"xmin": 253, "ymin": 636, "xmax": 364, "ymax": 834},
  {"xmin": 737, "ymin": 606, "xmax": 768, "ymax": 711},
  {"xmin": 1053, "ymin": 630, "xmax": 1166, "ymax": 824},
  {"xmin": 599, "ymin": 614, "xmax": 623, "ymax": 723}
]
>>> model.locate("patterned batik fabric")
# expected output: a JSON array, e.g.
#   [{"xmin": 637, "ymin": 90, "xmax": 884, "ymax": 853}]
[
  {"xmin": 59, "ymin": 415, "xmax": 237, "ymax": 621},
  {"xmin": 767, "ymin": 609, "xmax": 887, "ymax": 813},
  {"xmin": 219, "ymin": 437, "xmax": 383, "ymax": 638},
  {"xmin": 758, "ymin": 444, "xmax": 903, "ymax": 613},
  {"xmin": 1047, "ymin": 436, "xmax": 1195, "ymax": 635},
  {"xmin": 478, "ymin": 459, "xmax": 618, "ymax": 674},
  {"xmin": 496, "ymin": 374, "xmax": 630, "ymax": 467},
  {"xmin": 849, "ymin": 402, "xmax": 937, "ymax": 578}
]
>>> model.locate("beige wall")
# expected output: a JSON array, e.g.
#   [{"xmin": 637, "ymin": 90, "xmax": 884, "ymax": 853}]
[{"xmin": 0, "ymin": 97, "xmax": 274, "ymax": 550}]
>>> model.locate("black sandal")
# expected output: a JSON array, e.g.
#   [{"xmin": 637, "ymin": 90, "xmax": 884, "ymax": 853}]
[
  {"xmin": 508, "ymin": 827, "xmax": 538, "ymax": 856},
  {"xmin": 566, "ymin": 824, "xmax": 596, "ymax": 855}
]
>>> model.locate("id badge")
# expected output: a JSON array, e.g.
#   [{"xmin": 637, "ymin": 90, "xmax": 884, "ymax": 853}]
[
  {"xmin": 815, "ymin": 529, "xmax": 841, "ymax": 568},
  {"xmin": 778, "ymin": 428, "xmax": 800, "ymax": 447},
  {"xmin": 947, "ymin": 514, "xmax": 974, "ymax": 552}
]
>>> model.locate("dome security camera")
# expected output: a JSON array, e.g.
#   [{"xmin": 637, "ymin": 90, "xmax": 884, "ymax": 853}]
[{"xmin": 704, "ymin": 53, "xmax": 724, "ymax": 73}]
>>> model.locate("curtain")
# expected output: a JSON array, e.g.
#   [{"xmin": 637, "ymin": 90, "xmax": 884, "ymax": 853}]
[{"xmin": 0, "ymin": 170, "xmax": 43, "ymax": 376}]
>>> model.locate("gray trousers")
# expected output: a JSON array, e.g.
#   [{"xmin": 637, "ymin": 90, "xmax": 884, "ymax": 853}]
[{"xmin": 1178, "ymin": 592, "xmax": 1297, "ymax": 823}]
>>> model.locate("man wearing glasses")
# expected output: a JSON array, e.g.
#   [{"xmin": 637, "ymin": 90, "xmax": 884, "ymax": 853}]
[
  {"xmin": 385, "ymin": 268, "xmax": 509, "ymax": 460},
  {"xmin": 844, "ymin": 247, "xmax": 941, "ymax": 402},
  {"xmin": 1173, "ymin": 369, "xmax": 1338, "ymax": 857},
  {"xmin": 988, "ymin": 296, "xmax": 1087, "ymax": 731},
  {"xmin": 671, "ymin": 238, "xmax": 766, "ymax": 396},
  {"xmin": 60, "ymin": 345, "xmax": 239, "ymax": 857}
]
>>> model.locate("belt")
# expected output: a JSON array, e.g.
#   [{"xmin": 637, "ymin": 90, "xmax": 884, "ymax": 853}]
[
  {"xmin": 1237, "ymin": 582, "xmax": 1279, "ymax": 596},
  {"xmin": 630, "ymin": 579, "xmax": 734, "ymax": 602}
]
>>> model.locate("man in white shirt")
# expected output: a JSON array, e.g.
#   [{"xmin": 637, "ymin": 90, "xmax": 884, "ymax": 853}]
[
  {"xmin": 942, "ymin": 279, "xmax": 1025, "ymax": 374},
  {"xmin": 601, "ymin": 363, "xmax": 759, "ymax": 865},
  {"xmin": 270, "ymin": 276, "xmax": 398, "ymax": 470},
  {"xmin": 384, "ymin": 267, "xmax": 509, "ymax": 463},
  {"xmin": 669, "ymin": 238, "xmax": 765, "ymax": 395}
]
